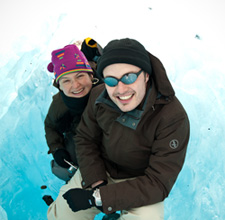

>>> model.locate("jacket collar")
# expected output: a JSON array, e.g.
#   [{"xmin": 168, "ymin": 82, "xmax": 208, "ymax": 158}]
[{"xmin": 95, "ymin": 86, "xmax": 152, "ymax": 130}]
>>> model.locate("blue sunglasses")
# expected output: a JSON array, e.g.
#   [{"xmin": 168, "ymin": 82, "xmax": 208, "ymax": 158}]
[{"xmin": 104, "ymin": 69, "xmax": 143, "ymax": 87}]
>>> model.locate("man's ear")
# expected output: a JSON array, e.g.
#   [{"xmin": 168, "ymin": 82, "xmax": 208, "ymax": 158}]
[{"xmin": 145, "ymin": 72, "xmax": 149, "ymax": 83}]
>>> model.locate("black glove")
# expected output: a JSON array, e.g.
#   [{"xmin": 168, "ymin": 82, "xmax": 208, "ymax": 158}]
[
  {"xmin": 53, "ymin": 148, "xmax": 71, "ymax": 168},
  {"xmin": 63, "ymin": 188, "xmax": 96, "ymax": 212}
]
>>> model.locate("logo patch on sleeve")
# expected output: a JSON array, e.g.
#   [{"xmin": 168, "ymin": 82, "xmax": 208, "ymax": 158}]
[{"xmin": 169, "ymin": 139, "xmax": 179, "ymax": 149}]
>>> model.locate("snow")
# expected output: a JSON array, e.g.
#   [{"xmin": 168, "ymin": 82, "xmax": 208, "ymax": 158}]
[{"xmin": 0, "ymin": 0, "xmax": 225, "ymax": 219}]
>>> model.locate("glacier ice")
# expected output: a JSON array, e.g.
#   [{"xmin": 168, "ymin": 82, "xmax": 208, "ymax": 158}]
[{"xmin": 0, "ymin": 0, "xmax": 225, "ymax": 219}]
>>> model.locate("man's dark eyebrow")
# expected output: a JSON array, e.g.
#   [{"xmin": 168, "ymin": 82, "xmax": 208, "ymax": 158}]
[{"xmin": 106, "ymin": 69, "xmax": 141, "ymax": 78}]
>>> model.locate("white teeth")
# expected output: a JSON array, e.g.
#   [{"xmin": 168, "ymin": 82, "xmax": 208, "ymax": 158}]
[
  {"xmin": 119, "ymin": 95, "xmax": 132, "ymax": 100},
  {"xmin": 72, "ymin": 89, "xmax": 84, "ymax": 94}
]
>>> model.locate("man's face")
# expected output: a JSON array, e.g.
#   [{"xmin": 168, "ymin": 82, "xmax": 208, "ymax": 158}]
[{"xmin": 103, "ymin": 63, "xmax": 149, "ymax": 112}]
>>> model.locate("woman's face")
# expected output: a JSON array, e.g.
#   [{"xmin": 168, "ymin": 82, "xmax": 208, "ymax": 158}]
[{"xmin": 59, "ymin": 72, "xmax": 93, "ymax": 98}]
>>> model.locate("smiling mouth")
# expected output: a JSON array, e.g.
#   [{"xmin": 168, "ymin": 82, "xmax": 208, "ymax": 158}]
[
  {"xmin": 118, "ymin": 94, "xmax": 133, "ymax": 100},
  {"xmin": 72, "ymin": 88, "xmax": 84, "ymax": 94}
]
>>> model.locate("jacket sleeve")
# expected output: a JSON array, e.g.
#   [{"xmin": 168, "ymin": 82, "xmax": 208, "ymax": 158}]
[
  {"xmin": 44, "ymin": 95, "xmax": 65, "ymax": 154},
  {"xmin": 75, "ymin": 88, "xmax": 108, "ymax": 188},
  {"xmin": 100, "ymin": 103, "xmax": 190, "ymax": 214}
]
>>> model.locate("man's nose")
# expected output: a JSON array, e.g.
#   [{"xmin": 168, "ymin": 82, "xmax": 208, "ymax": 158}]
[{"xmin": 115, "ymin": 81, "xmax": 127, "ymax": 93}]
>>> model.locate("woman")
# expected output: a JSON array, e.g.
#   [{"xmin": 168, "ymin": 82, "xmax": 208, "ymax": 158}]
[{"xmin": 45, "ymin": 39, "xmax": 102, "ymax": 182}]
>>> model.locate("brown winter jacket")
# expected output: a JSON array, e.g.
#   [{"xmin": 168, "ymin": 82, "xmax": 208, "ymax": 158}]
[
  {"xmin": 44, "ymin": 92, "xmax": 81, "ymax": 154},
  {"xmin": 75, "ymin": 52, "xmax": 190, "ymax": 214}
]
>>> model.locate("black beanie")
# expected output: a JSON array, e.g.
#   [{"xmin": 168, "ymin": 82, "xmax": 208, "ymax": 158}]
[{"xmin": 97, "ymin": 38, "xmax": 152, "ymax": 78}]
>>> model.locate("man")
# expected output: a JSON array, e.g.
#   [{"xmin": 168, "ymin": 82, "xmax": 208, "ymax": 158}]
[{"xmin": 47, "ymin": 38, "xmax": 190, "ymax": 220}]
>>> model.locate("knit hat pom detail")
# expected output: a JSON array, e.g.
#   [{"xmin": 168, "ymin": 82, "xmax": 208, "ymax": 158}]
[{"xmin": 47, "ymin": 62, "xmax": 54, "ymax": 72}]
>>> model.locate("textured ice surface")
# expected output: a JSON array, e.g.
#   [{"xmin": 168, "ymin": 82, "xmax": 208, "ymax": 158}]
[{"xmin": 0, "ymin": 0, "xmax": 225, "ymax": 219}]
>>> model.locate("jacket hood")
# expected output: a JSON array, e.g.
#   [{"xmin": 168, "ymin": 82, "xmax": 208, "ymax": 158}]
[{"xmin": 148, "ymin": 52, "xmax": 175, "ymax": 98}]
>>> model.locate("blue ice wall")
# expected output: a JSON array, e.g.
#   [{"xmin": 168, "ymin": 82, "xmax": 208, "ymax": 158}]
[{"xmin": 0, "ymin": 1, "xmax": 225, "ymax": 219}]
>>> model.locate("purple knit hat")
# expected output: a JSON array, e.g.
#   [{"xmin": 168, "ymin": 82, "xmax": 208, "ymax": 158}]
[{"xmin": 47, "ymin": 44, "xmax": 93, "ymax": 83}]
